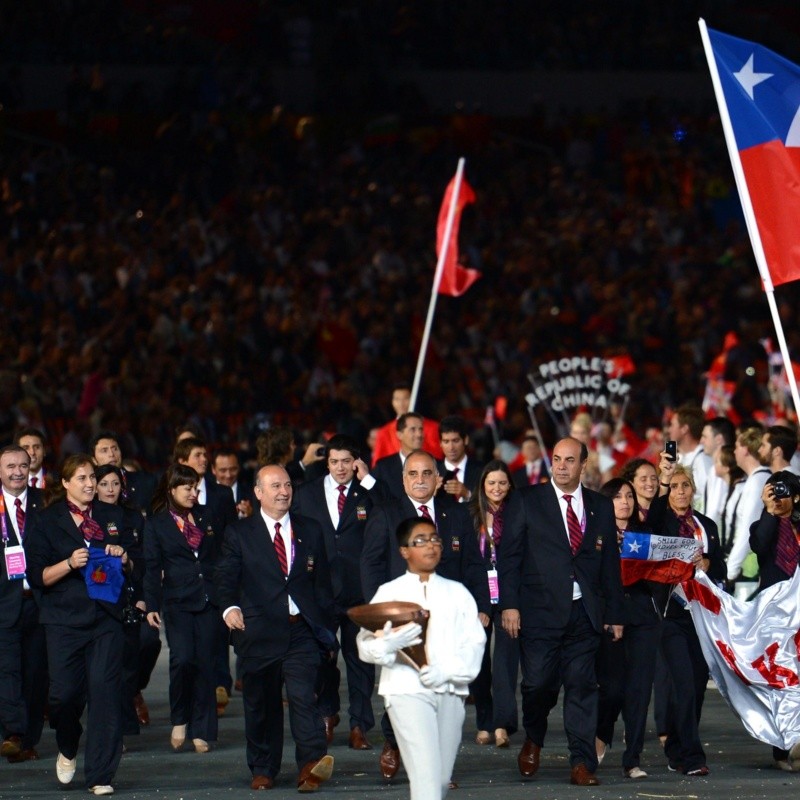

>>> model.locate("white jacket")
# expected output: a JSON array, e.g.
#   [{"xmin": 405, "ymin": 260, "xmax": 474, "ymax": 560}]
[{"xmin": 356, "ymin": 571, "xmax": 485, "ymax": 698}]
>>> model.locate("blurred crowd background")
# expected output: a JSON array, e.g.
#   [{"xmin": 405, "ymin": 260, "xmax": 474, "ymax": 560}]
[{"xmin": 1, "ymin": 0, "xmax": 799, "ymax": 469}]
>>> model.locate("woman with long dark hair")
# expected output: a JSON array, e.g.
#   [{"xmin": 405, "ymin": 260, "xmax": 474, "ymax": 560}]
[
  {"xmin": 26, "ymin": 454, "xmax": 133, "ymax": 795},
  {"xmin": 144, "ymin": 464, "xmax": 218, "ymax": 754},
  {"xmin": 595, "ymin": 478, "xmax": 658, "ymax": 779},
  {"xmin": 94, "ymin": 464, "xmax": 161, "ymax": 738},
  {"xmin": 468, "ymin": 459, "xmax": 518, "ymax": 748}
]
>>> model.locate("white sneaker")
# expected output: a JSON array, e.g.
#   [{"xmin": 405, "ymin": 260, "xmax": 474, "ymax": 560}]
[
  {"xmin": 56, "ymin": 752, "xmax": 77, "ymax": 785},
  {"xmin": 88, "ymin": 786, "xmax": 114, "ymax": 796},
  {"xmin": 625, "ymin": 766, "xmax": 648, "ymax": 779}
]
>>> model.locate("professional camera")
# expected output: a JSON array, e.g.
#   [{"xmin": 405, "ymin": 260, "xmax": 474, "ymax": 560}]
[
  {"xmin": 772, "ymin": 481, "xmax": 791, "ymax": 499},
  {"xmin": 122, "ymin": 585, "xmax": 145, "ymax": 626}
]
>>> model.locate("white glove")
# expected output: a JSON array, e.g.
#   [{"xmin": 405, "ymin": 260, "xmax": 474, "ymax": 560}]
[
  {"xmin": 381, "ymin": 620, "xmax": 422, "ymax": 653},
  {"xmin": 419, "ymin": 664, "xmax": 447, "ymax": 689}
]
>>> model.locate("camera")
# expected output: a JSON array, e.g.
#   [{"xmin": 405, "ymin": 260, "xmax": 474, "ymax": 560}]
[
  {"xmin": 665, "ymin": 440, "xmax": 677, "ymax": 462},
  {"xmin": 122, "ymin": 585, "xmax": 145, "ymax": 626},
  {"xmin": 772, "ymin": 481, "xmax": 791, "ymax": 499}
]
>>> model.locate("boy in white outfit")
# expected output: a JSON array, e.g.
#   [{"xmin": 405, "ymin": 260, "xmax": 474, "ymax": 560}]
[{"xmin": 357, "ymin": 517, "xmax": 486, "ymax": 800}]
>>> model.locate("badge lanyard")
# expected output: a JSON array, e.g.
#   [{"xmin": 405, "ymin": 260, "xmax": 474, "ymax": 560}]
[
  {"xmin": 1, "ymin": 494, "xmax": 27, "ymax": 581},
  {"xmin": 479, "ymin": 525, "xmax": 500, "ymax": 604}
]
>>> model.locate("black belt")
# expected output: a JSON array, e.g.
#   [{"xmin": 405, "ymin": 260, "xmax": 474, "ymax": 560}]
[{"xmin": 288, "ymin": 614, "xmax": 302, "ymax": 624}]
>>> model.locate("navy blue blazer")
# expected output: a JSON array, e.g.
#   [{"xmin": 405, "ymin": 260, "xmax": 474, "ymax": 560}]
[
  {"xmin": 216, "ymin": 512, "xmax": 336, "ymax": 663},
  {"xmin": 0, "ymin": 488, "xmax": 43, "ymax": 629},
  {"xmin": 143, "ymin": 507, "xmax": 217, "ymax": 613},
  {"xmin": 498, "ymin": 483, "xmax": 625, "ymax": 632},
  {"xmin": 292, "ymin": 476, "xmax": 391, "ymax": 610},
  {"xmin": 26, "ymin": 500, "xmax": 135, "ymax": 626},
  {"xmin": 371, "ymin": 454, "xmax": 404, "ymax": 501},
  {"xmin": 360, "ymin": 493, "xmax": 485, "ymax": 605}
]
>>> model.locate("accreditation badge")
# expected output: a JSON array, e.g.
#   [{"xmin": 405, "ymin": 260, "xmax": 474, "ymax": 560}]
[
  {"xmin": 307, "ymin": 554, "xmax": 315, "ymax": 572},
  {"xmin": 4, "ymin": 545, "xmax": 26, "ymax": 580},
  {"xmin": 487, "ymin": 568, "xmax": 499, "ymax": 604},
  {"xmin": 451, "ymin": 536, "xmax": 460, "ymax": 553},
  {"xmin": 356, "ymin": 506, "xmax": 367, "ymax": 521},
  {"xmin": 106, "ymin": 521, "xmax": 119, "ymax": 539}
]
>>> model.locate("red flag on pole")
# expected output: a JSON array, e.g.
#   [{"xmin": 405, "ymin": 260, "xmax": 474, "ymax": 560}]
[{"xmin": 436, "ymin": 176, "xmax": 479, "ymax": 297}]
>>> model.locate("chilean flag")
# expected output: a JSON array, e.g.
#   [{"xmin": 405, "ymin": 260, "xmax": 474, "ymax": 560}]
[
  {"xmin": 705, "ymin": 26, "xmax": 800, "ymax": 286},
  {"xmin": 620, "ymin": 532, "xmax": 698, "ymax": 587}
]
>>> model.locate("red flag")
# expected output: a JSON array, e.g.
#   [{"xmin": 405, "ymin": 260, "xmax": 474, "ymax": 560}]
[{"xmin": 436, "ymin": 175, "xmax": 480, "ymax": 297}]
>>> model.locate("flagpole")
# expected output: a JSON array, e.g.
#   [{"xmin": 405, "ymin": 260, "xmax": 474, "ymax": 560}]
[
  {"xmin": 699, "ymin": 18, "xmax": 800, "ymax": 419},
  {"xmin": 409, "ymin": 157, "xmax": 465, "ymax": 411}
]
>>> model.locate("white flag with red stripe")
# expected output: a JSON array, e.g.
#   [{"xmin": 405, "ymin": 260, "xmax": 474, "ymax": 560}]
[{"xmin": 685, "ymin": 570, "xmax": 800, "ymax": 749}]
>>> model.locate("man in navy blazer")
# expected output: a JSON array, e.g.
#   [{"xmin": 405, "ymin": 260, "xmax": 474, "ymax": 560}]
[
  {"xmin": 292, "ymin": 434, "xmax": 391, "ymax": 751},
  {"xmin": 499, "ymin": 437, "xmax": 625, "ymax": 787},
  {"xmin": 217, "ymin": 465, "xmax": 336, "ymax": 792},
  {"xmin": 0, "ymin": 445, "xmax": 45, "ymax": 762}
]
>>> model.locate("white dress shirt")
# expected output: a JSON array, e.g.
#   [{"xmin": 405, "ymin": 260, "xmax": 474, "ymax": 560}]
[
  {"xmin": 323, "ymin": 473, "xmax": 376, "ymax": 528},
  {"xmin": 551, "ymin": 483, "xmax": 584, "ymax": 600}
]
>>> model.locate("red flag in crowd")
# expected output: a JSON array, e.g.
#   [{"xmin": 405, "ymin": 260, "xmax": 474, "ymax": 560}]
[{"xmin": 436, "ymin": 175, "xmax": 480, "ymax": 297}]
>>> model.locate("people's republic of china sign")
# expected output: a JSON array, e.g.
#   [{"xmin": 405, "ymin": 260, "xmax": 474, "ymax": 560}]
[{"xmin": 526, "ymin": 357, "xmax": 631, "ymax": 413}]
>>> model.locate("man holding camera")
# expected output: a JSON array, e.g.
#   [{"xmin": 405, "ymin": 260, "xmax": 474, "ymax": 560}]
[{"xmin": 749, "ymin": 471, "xmax": 800, "ymax": 771}]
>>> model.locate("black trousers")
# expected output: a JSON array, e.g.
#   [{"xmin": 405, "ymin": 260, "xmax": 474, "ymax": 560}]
[
  {"xmin": 242, "ymin": 618, "xmax": 325, "ymax": 779},
  {"xmin": 213, "ymin": 614, "xmax": 233, "ymax": 693},
  {"xmin": 316, "ymin": 611, "xmax": 375, "ymax": 732},
  {"xmin": 163, "ymin": 603, "xmax": 218, "ymax": 742},
  {"xmin": 46, "ymin": 612, "xmax": 123, "ymax": 787},
  {"xmin": 660, "ymin": 614, "xmax": 708, "ymax": 772},
  {"xmin": 520, "ymin": 601, "xmax": 600, "ymax": 769},
  {"xmin": 137, "ymin": 619, "xmax": 162, "ymax": 692},
  {"xmin": 0, "ymin": 596, "xmax": 47, "ymax": 749},
  {"xmin": 596, "ymin": 621, "xmax": 660, "ymax": 769},
  {"xmin": 470, "ymin": 607, "xmax": 520, "ymax": 734}
]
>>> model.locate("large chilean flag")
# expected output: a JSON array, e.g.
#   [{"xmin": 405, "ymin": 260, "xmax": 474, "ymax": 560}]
[{"xmin": 706, "ymin": 27, "xmax": 800, "ymax": 286}]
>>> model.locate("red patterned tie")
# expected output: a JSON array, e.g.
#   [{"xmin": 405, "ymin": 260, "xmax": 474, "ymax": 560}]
[
  {"xmin": 273, "ymin": 522, "xmax": 288, "ymax": 576},
  {"xmin": 563, "ymin": 494, "xmax": 582, "ymax": 554},
  {"xmin": 30, "ymin": 476, "xmax": 37, "ymax": 488},
  {"xmin": 337, "ymin": 485, "xmax": 347, "ymax": 516},
  {"xmin": 775, "ymin": 517, "xmax": 800, "ymax": 576},
  {"xmin": 418, "ymin": 504, "xmax": 432, "ymax": 520},
  {"xmin": 15, "ymin": 498, "xmax": 25, "ymax": 538}
]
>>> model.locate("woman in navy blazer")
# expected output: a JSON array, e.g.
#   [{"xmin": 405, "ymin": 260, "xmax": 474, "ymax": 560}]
[
  {"xmin": 26, "ymin": 454, "xmax": 131, "ymax": 796},
  {"xmin": 144, "ymin": 464, "xmax": 218, "ymax": 754}
]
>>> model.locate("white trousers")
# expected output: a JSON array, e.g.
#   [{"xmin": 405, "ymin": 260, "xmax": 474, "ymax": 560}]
[{"xmin": 387, "ymin": 692, "xmax": 465, "ymax": 800}]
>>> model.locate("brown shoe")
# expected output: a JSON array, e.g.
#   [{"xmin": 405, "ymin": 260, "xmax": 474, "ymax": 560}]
[
  {"xmin": 297, "ymin": 754, "xmax": 334, "ymax": 792},
  {"xmin": 134, "ymin": 692, "xmax": 150, "ymax": 726},
  {"xmin": 7, "ymin": 747, "xmax": 39, "ymax": 763},
  {"xmin": 570, "ymin": 764, "xmax": 601, "ymax": 786},
  {"xmin": 216, "ymin": 686, "xmax": 230, "ymax": 717},
  {"xmin": 518, "ymin": 739, "xmax": 541, "ymax": 777},
  {"xmin": 379, "ymin": 742, "xmax": 400, "ymax": 779},
  {"xmin": 348, "ymin": 726, "xmax": 372, "ymax": 750},
  {"xmin": 322, "ymin": 714, "xmax": 340, "ymax": 745},
  {"xmin": 0, "ymin": 736, "xmax": 22, "ymax": 758},
  {"xmin": 251, "ymin": 775, "xmax": 274, "ymax": 790}
]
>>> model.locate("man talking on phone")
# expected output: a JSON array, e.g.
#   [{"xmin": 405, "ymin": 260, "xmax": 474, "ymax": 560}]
[{"xmin": 437, "ymin": 416, "xmax": 484, "ymax": 503}]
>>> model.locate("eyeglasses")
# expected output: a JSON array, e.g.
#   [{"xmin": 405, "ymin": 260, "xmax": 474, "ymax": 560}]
[{"xmin": 406, "ymin": 535, "xmax": 443, "ymax": 548}]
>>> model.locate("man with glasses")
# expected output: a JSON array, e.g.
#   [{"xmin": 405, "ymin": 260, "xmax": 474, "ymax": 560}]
[{"xmin": 361, "ymin": 449, "xmax": 487, "ymax": 780}]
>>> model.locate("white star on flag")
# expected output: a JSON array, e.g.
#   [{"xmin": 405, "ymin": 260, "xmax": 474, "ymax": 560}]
[
  {"xmin": 734, "ymin": 53, "xmax": 773, "ymax": 99},
  {"xmin": 627, "ymin": 540, "xmax": 641, "ymax": 553}
]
